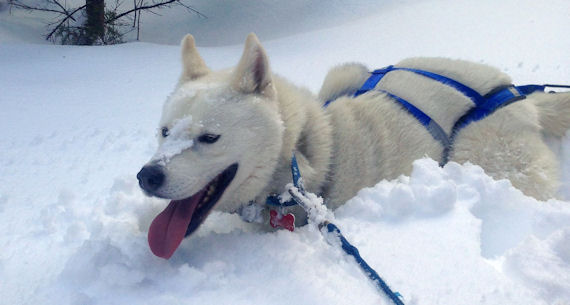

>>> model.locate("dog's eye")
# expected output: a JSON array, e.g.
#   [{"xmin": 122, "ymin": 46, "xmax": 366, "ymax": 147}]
[
  {"xmin": 161, "ymin": 127, "xmax": 169, "ymax": 138},
  {"xmin": 198, "ymin": 134, "xmax": 220, "ymax": 144}
]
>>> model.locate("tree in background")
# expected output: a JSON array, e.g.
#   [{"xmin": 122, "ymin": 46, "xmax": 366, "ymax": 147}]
[
  {"xmin": 8, "ymin": 0, "xmax": 205, "ymax": 45},
  {"xmin": 85, "ymin": 0, "xmax": 105, "ymax": 44}
]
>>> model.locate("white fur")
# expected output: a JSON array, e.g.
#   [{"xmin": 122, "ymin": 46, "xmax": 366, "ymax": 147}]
[{"xmin": 142, "ymin": 33, "xmax": 570, "ymax": 227}]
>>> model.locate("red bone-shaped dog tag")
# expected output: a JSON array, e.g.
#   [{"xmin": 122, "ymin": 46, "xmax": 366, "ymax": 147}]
[{"xmin": 270, "ymin": 210, "xmax": 295, "ymax": 232}]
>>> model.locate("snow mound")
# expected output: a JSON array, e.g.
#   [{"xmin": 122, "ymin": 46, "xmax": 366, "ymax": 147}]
[{"xmin": 6, "ymin": 158, "xmax": 564, "ymax": 305}]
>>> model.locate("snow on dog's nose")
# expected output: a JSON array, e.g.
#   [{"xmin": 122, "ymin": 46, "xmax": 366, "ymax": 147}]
[{"xmin": 137, "ymin": 165, "xmax": 165, "ymax": 193}]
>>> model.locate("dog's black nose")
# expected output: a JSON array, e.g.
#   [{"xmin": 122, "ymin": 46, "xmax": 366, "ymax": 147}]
[{"xmin": 137, "ymin": 165, "xmax": 165, "ymax": 193}]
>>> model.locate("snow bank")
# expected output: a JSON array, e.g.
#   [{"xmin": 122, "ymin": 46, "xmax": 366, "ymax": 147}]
[
  {"xmin": 337, "ymin": 158, "xmax": 570, "ymax": 304},
  {"xmin": 9, "ymin": 157, "xmax": 570, "ymax": 305}
]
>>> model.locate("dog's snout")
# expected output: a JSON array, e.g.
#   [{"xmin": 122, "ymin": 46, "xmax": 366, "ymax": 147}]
[{"xmin": 137, "ymin": 165, "xmax": 165, "ymax": 193}]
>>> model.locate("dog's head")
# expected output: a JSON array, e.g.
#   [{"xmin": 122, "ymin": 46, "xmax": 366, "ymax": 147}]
[{"xmin": 137, "ymin": 33, "xmax": 284, "ymax": 258}]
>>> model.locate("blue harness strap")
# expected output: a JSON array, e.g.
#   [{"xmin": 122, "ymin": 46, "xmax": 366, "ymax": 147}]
[
  {"xmin": 452, "ymin": 85, "xmax": 530, "ymax": 132},
  {"xmin": 378, "ymin": 90, "xmax": 451, "ymax": 149},
  {"xmin": 350, "ymin": 66, "xmax": 452, "ymax": 148},
  {"xmin": 331, "ymin": 65, "xmax": 550, "ymax": 165},
  {"xmin": 353, "ymin": 66, "xmax": 392, "ymax": 97},
  {"xmin": 439, "ymin": 83, "xmax": 545, "ymax": 164},
  {"xmin": 355, "ymin": 66, "xmax": 487, "ymax": 106}
]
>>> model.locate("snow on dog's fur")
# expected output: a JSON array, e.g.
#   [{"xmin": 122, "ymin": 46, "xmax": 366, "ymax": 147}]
[{"xmin": 137, "ymin": 33, "xmax": 570, "ymax": 259}]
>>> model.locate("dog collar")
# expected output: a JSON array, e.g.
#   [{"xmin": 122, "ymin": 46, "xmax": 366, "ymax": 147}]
[
  {"xmin": 238, "ymin": 200, "xmax": 296, "ymax": 231},
  {"xmin": 265, "ymin": 191, "xmax": 297, "ymax": 231}
]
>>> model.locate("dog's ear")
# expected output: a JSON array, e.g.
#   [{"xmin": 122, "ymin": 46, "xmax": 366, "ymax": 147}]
[
  {"xmin": 180, "ymin": 34, "xmax": 209, "ymax": 81},
  {"xmin": 232, "ymin": 33, "xmax": 275, "ymax": 98}
]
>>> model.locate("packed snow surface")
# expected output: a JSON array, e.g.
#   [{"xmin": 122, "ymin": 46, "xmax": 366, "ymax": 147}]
[{"xmin": 1, "ymin": 0, "xmax": 569, "ymax": 304}]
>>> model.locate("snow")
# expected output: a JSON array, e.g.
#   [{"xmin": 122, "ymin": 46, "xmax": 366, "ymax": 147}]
[
  {"xmin": 1, "ymin": 0, "xmax": 570, "ymax": 304},
  {"xmin": 287, "ymin": 184, "xmax": 334, "ymax": 226},
  {"xmin": 153, "ymin": 116, "xmax": 194, "ymax": 165}
]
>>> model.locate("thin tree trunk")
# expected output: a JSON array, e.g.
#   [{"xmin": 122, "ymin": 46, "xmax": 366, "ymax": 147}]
[{"xmin": 85, "ymin": 0, "xmax": 105, "ymax": 44}]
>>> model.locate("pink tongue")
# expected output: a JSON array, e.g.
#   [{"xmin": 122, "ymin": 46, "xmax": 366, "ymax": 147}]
[{"xmin": 148, "ymin": 190, "xmax": 205, "ymax": 259}]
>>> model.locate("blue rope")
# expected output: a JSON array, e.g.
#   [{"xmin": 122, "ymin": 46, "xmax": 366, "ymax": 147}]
[{"xmin": 286, "ymin": 154, "xmax": 405, "ymax": 305}]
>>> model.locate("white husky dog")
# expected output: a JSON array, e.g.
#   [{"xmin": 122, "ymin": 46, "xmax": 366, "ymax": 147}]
[{"xmin": 138, "ymin": 33, "xmax": 570, "ymax": 258}]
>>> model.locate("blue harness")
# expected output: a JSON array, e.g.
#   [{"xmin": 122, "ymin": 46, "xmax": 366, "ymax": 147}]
[
  {"xmin": 267, "ymin": 66, "xmax": 556, "ymax": 207},
  {"xmin": 325, "ymin": 65, "xmax": 549, "ymax": 165}
]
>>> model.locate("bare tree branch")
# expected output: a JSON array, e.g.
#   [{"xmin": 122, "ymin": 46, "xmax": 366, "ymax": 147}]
[
  {"xmin": 50, "ymin": 0, "xmax": 72, "ymax": 19},
  {"xmin": 145, "ymin": 8, "xmax": 162, "ymax": 17},
  {"xmin": 10, "ymin": 1, "xmax": 67, "ymax": 15},
  {"xmin": 176, "ymin": 1, "xmax": 205, "ymax": 17},
  {"xmin": 46, "ymin": 4, "xmax": 86, "ymax": 40},
  {"xmin": 106, "ymin": 0, "xmax": 206, "ymax": 24},
  {"xmin": 107, "ymin": 0, "xmax": 175, "ymax": 23},
  {"xmin": 10, "ymin": 0, "xmax": 77, "ymax": 21}
]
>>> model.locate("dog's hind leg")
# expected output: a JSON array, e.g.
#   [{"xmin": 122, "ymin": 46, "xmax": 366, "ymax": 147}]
[{"xmin": 450, "ymin": 101, "xmax": 560, "ymax": 200}]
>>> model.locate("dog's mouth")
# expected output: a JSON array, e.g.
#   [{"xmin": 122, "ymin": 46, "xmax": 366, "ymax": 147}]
[{"xmin": 147, "ymin": 163, "xmax": 238, "ymax": 259}]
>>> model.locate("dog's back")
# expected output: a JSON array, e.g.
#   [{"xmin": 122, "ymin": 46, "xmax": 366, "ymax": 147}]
[{"xmin": 319, "ymin": 58, "xmax": 570, "ymax": 202}]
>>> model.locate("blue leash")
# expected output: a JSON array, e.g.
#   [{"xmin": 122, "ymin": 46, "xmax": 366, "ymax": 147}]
[
  {"xmin": 324, "ymin": 222, "xmax": 405, "ymax": 305},
  {"xmin": 285, "ymin": 153, "xmax": 405, "ymax": 305},
  {"xmin": 273, "ymin": 67, "xmax": 569, "ymax": 303}
]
